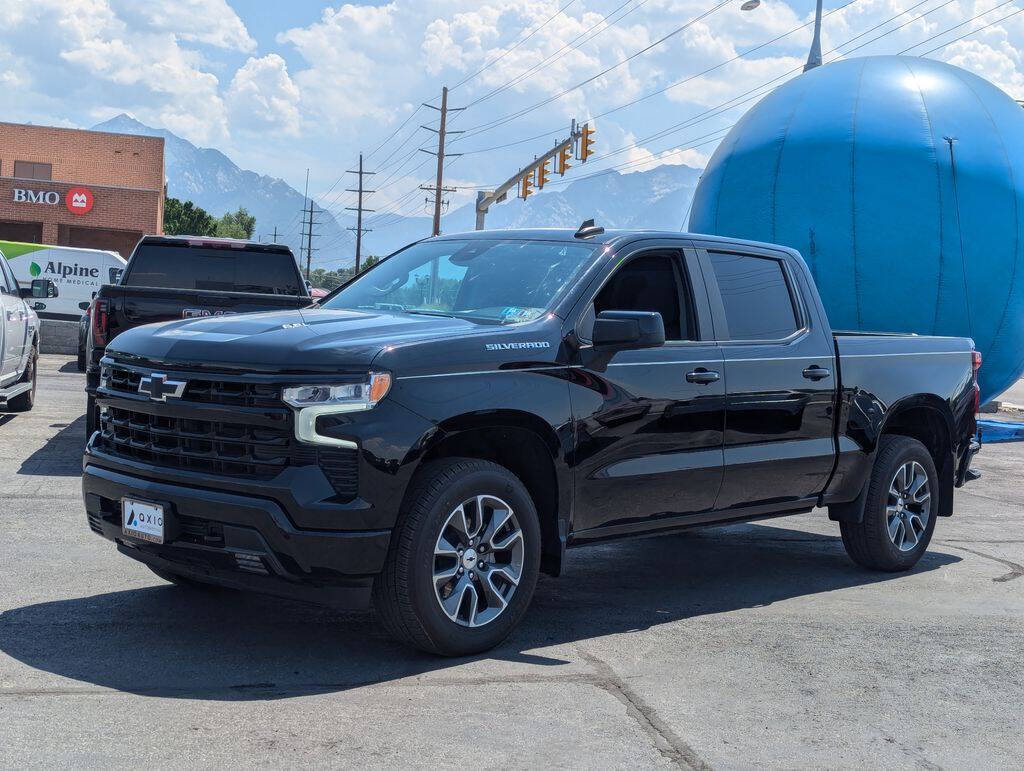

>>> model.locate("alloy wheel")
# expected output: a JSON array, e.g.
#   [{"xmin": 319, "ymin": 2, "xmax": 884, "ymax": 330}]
[
  {"xmin": 433, "ymin": 494, "xmax": 524, "ymax": 627},
  {"xmin": 886, "ymin": 460, "xmax": 931, "ymax": 552}
]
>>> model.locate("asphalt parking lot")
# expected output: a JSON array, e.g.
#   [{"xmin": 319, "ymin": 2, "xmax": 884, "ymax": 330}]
[{"xmin": 1, "ymin": 355, "xmax": 1022, "ymax": 769}]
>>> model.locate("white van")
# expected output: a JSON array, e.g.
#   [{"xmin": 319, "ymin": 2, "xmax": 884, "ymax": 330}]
[{"xmin": 0, "ymin": 241, "xmax": 127, "ymax": 321}]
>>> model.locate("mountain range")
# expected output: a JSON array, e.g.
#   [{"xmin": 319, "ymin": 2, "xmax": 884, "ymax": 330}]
[{"xmin": 91, "ymin": 114, "xmax": 702, "ymax": 269}]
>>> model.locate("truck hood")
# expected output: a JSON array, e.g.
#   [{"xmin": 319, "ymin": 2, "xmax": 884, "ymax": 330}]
[{"xmin": 106, "ymin": 307, "xmax": 488, "ymax": 372}]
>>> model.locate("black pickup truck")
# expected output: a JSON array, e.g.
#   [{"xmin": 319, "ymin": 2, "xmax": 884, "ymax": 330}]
[
  {"xmin": 82, "ymin": 226, "xmax": 980, "ymax": 655},
  {"xmin": 84, "ymin": 235, "xmax": 310, "ymax": 434}
]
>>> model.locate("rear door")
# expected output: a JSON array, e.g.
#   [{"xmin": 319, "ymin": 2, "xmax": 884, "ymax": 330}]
[
  {"xmin": 695, "ymin": 243, "xmax": 837, "ymax": 511},
  {"xmin": 570, "ymin": 241, "xmax": 726, "ymax": 537}
]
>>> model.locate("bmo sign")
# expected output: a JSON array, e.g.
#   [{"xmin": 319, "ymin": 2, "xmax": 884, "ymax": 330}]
[{"xmin": 13, "ymin": 186, "xmax": 94, "ymax": 215}]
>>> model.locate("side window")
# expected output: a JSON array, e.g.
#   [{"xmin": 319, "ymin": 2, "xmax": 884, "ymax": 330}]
[
  {"xmin": 594, "ymin": 252, "xmax": 693, "ymax": 340},
  {"xmin": 0, "ymin": 259, "xmax": 14, "ymax": 294},
  {"xmin": 707, "ymin": 251, "xmax": 798, "ymax": 341}
]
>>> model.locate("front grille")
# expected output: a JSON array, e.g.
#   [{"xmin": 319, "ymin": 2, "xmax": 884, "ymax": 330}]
[
  {"xmin": 106, "ymin": 365, "xmax": 281, "ymax": 408},
  {"xmin": 99, "ymin": 406, "xmax": 296, "ymax": 479},
  {"xmin": 98, "ymin": 363, "xmax": 360, "ymax": 499}
]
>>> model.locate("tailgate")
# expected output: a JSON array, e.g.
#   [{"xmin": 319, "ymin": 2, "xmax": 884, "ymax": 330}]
[{"xmin": 117, "ymin": 286, "xmax": 309, "ymax": 328}]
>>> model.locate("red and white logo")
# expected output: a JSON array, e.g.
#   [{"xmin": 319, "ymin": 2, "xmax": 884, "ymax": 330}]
[{"xmin": 65, "ymin": 186, "xmax": 94, "ymax": 215}]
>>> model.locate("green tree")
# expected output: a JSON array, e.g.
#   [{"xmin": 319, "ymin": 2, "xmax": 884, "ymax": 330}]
[
  {"xmin": 163, "ymin": 197, "xmax": 216, "ymax": 236},
  {"xmin": 361, "ymin": 255, "xmax": 380, "ymax": 270},
  {"xmin": 215, "ymin": 207, "xmax": 257, "ymax": 239}
]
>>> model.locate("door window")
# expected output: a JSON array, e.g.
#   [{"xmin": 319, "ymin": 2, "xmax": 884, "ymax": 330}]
[
  {"xmin": 594, "ymin": 252, "xmax": 693, "ymax": 340},
  {"xmin": 707, "ymin": 252, "xmax": 798, "ymax": 341},
  {"xmin": 0, "ymin": 259, "xmax": 15, "ymax": 294}
]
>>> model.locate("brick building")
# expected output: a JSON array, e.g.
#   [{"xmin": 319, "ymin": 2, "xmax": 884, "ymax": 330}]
[{"xmin": 0, "ymin": 121, "xmax": 164, "ymax": 258}]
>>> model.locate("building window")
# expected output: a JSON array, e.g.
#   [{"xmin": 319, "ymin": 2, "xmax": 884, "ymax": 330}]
[{"xmin": 13, "ymin": 161, "xmax": 52, "ymax": 180}]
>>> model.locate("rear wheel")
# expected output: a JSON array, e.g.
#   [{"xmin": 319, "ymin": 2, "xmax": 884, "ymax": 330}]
[
  {"xmin": 841, "ymin": 435, "xmax": 938, "ymax": 571},
  {"xmin": 8, "ymin": 345, "xmax": 37, "ymax": 412},
  {"xmin": 373, "ymin": 458, "xmax": 541, "ymax": 656}
]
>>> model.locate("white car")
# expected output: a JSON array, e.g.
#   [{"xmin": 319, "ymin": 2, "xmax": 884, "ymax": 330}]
[{"xmin": 0, "ymin": 255, "xmax": 55, "ymax": 412}]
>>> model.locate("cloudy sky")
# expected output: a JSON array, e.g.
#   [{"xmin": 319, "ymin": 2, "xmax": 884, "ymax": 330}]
[{"xmin": 4, "ymin": 0, "xmax": 1023, "ymax": 226}]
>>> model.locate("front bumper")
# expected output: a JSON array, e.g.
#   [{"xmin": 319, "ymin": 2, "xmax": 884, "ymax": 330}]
[{"xmin": 82, "ymin": 462, "xmax": 390, "ymax": 608}]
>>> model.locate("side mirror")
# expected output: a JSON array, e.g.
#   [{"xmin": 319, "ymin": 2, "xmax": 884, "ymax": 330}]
[
  {"xmin": 79, "ymin": 301, "xmax": 91, "ymax": 311},
  {"xmin": 20, "ymin": 278, "xmax": 58, "ymax": 299},
  {"xmin": 592, "ymin": 310, "xmax": 666, "ymax": 349}
]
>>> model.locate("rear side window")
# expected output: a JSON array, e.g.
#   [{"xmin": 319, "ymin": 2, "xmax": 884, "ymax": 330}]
[
  {"xmin": 125, "ymin": 246, "xmax": 303, "ymax": 295},
  {"xmin": 707, "ymin": 251, "xmax": 798, "ymax": 341}
]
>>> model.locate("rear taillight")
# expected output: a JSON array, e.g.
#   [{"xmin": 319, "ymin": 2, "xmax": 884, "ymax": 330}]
[
  {"xmin": 90, "ymin": 298, "xmax": 110, "ymax": 346},
  {"xmin": 972, "ymin": 350, "xmax": 982, "ymax": 413}
]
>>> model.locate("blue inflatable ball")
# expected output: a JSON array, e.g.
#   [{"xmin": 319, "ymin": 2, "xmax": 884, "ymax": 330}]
[{"xmin": 689, "ymin": 55, "xmax": 1024, "ymax": 403}]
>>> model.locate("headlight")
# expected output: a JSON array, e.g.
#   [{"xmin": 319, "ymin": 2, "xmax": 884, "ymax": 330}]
[{"xmin": 282, "ymin": 372, "xmax": 392, "ymax": 412}]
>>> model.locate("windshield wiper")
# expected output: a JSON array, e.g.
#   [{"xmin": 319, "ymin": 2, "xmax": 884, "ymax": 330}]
[{"xmin": 404, "ymin": 309, "xmax": 458, "ymax": 319}]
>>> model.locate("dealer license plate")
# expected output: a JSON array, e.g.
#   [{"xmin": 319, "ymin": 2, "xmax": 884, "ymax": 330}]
[{"xmin": 122, "ymin": 498, "xmax": 164, "ymax": 544}]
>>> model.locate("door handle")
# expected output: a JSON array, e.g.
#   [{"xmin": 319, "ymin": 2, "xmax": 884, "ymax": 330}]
[
  {"xmin": 686, "ymin": 368, "xmax": 721, "ymax": 385},
  {"xmin": 802, "ymin": 365, "xmax": 831, "ymax": 381}
]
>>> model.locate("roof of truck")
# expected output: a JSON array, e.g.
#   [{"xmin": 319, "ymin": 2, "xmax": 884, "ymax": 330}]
[{"xmin": 431, "ymin": 228, "xmax": 804, "ymax": 259}]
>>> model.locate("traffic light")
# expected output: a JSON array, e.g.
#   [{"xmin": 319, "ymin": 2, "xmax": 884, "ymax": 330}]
[
  {"xmin": 537, "ymin": 158, "xmax": 551, "ymax": 189},
  {"xmin": 580, "ymin": 123, "xmax": 596, "ymax": 162},
  {"xmin": 520, "ymin": 173, "xmax": 534, "ymax": 199},
  {"xmin": 557, "ymin": 145, "xmax": 572, "ymax": 175}
]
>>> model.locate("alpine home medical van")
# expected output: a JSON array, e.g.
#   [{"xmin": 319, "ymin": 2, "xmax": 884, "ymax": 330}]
[{"xmin": 0, "ymin": 241, "xmax": 126, "ymax": 321}]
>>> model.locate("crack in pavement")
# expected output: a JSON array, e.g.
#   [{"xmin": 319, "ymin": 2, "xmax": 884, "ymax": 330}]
[
  {"xmin": 945, "ymin": 545, "xmax": 1024, "ymax": 582},
  {"xmin": 576, "ymin": 648, "xmax": 712, "ymax": 770}
]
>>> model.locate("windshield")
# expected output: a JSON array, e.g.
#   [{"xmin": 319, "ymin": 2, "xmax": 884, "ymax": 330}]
[{"xmin": 323, "ymin": 238, "xmax": 598, "ymax": 323}]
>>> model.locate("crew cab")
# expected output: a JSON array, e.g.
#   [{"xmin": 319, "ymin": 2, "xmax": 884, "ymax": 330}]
[
  {"xmin": 81, "ymin": 227, "xmax": 981, "ymax": 656},
  {"xmin": 0, "ymin": 253, "xmax": 56, "ymax": 412},
  {"xmin": 84, "ymin": 235, "xmax": 311, "ymax": 433}
]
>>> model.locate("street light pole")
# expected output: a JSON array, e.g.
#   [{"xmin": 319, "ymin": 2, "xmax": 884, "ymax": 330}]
[{"xmin": 804, "ymin": 0, "xmax": 824, "ymax": 71}]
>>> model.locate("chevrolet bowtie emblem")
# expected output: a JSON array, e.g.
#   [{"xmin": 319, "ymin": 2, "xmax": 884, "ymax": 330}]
[{"xmin": 137, "ymin": 373, "xmax": 187, "ymax": 402}]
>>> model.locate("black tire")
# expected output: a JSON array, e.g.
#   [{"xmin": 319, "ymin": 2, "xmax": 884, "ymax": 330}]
[
  {"xmin": 147, "ymin": 566, "xmax": 215, "ymax": 590},
  {"xmin": 840, "ymin": 435, "xmax": 939, "ymax": 571},
  {"xmin": 8, "ymin": 345, "xmax": 37, "ymax": 412},
  {"xmin": 373, "ymin": 458, "xmax": 541, "ymax": 656},
  {"xmin": 77, "ymin": 347, "xmax": 86, "ymax": 372},
  {"xmin": 86, "ymin": 393, "xmax": 98, "ymax": 437}
]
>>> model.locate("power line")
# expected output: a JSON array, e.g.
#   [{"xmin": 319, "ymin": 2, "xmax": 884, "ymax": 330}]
[
  {"xmin": 465, "ymin": 0, "xmax": 651, "ymax": 109},
  {"xmin": 455, "ymin": 0, "xmax": 735, "ymax": 139},
  {"xmin": 450, "ymin": 0, "xmax": 580, "ymax": 91},
  {"xmin": 918, "ymin": 4, "xmax": 1024, "ymax": 55},
  {"xmin": 897, "ymin": 0, "xmax": 1016, "ymax": 54}
]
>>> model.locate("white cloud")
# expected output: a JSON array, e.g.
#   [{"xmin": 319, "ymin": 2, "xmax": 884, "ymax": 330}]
[
  {"xmin": 227, "ymin": 54, "xmax": 302, "ymax": 136},
  {"xmin": 111, "ymin": 0, "xmax": 256, "ymax": 52}
]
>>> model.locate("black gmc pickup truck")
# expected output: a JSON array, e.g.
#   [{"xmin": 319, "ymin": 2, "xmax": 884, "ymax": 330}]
[
  {"xmin": 82, "ymin": 226, "xmax": 981, "ymax": 656},
  {"xmin": 84, "ymin": 235, "xmax": 310, "ymax": 434}
]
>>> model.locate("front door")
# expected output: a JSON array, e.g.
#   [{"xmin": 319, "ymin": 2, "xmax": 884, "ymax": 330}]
[{"xmin": 569, "ymin": 245, "xmax": 726, "ymax": 536}]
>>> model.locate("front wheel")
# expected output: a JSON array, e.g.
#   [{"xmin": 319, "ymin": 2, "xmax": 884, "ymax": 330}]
[
  {"xmin": 841, "ymin": 435, "xmax": 939, "ymax": 571},
  {"xmin": 373, "ymin": 458, "xmax": 541, "ymax": 656}
]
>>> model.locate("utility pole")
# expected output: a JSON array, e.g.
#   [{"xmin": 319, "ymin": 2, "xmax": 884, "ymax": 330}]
[
  {"xmin": 300, "ymin": 168, "xmax": 319, "ymax": 279},
  {"xmin": 420, "ymin": 86, "xmax": 465, "ymax": 237},
  {"xmin": 271, "ymin": 226, "xmax": 278, "ymax": 244},
  {"xmin": 475, "ymin": 121, "xmax": 587, "ymax": 230},
  {"xmin": 345, "ymin": 153, "xmax": 375, "ymax": 273}
]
